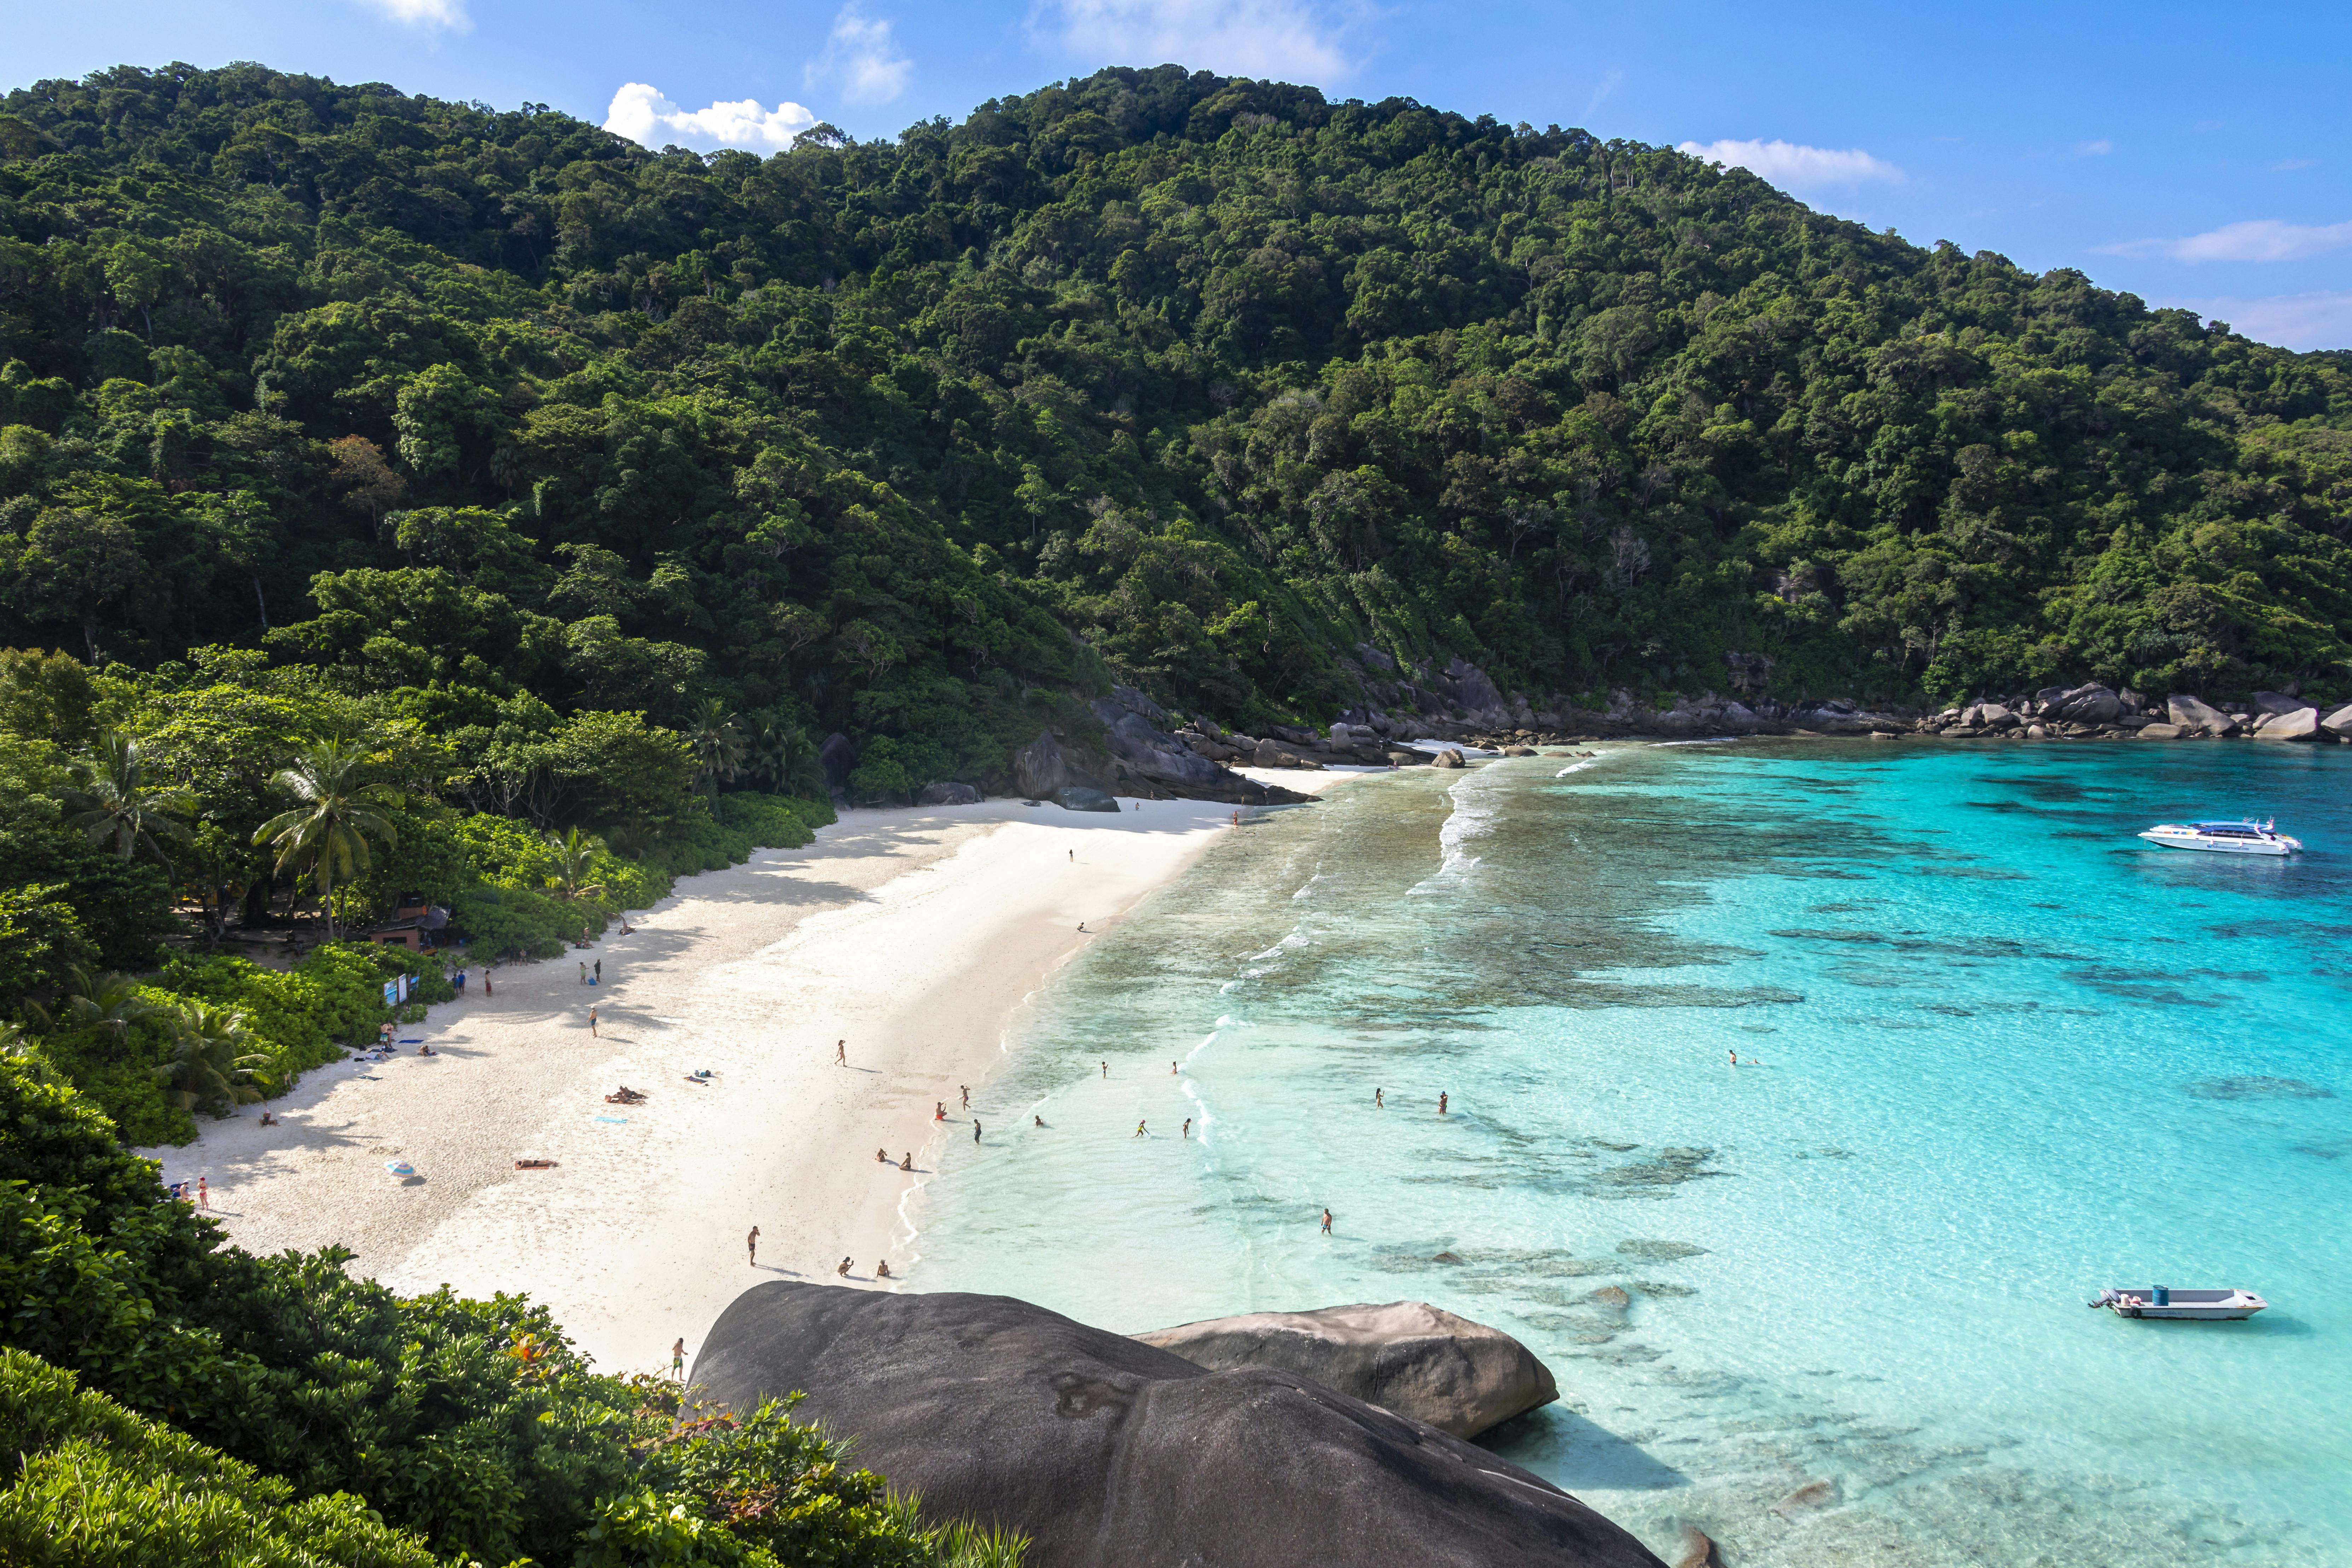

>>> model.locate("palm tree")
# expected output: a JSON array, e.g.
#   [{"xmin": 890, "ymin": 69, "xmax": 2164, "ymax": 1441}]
[
  {"xmin": 686, "ymin": 698, "xmax": 745, "ymax": 796},
  {"xmin": 748, "ymin": 720, "xmax": 821, "ymax": 797},
  {"xmin": 157, "ymin": 1000, "xmax": 269, "ymax": 1114},
  {"xmin": 62, "ymin": 731, "xmax": 195, "ymax": 876},
  {"xmin": 251, "ymin": 739, "xmax": 401, "ymax": 943},
  {"xmin": 25, "ymin": 968, "xmax": 158, "ymax": 1063},
  {"xmin": 545, "ymin": 826, "xmax": 608, "ymax": 901}
]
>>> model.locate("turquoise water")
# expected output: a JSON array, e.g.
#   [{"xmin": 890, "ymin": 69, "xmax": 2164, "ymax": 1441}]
[{"xmin": 914, "ymin": 742, "xmax": 2352, "ymax": 1566}]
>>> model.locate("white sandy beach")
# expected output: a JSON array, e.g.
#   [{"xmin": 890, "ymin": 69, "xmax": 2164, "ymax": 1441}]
[{"xmin": 146, "ymin": 775, "xmax": 1362, "ymax": 1376}]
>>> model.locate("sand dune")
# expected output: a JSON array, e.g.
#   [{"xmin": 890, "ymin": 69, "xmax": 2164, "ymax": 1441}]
[{"xmin": 146, "ymin": 777, "xmax": 1360, "ymax": 1376}]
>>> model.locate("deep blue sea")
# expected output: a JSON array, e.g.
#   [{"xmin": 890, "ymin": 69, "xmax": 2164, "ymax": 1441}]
[{"xmin": 914, "ymin": 740, "xmax": 2352, "ymax": 1566}]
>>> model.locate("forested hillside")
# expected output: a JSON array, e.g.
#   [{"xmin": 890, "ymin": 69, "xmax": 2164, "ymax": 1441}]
[{"xmin": 4, "ymin": 59, "xmax": 2348, "ymax": 757}]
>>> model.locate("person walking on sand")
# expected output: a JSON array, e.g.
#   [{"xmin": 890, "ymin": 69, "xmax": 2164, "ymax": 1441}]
[
  {"xmin": 837, "ymin": 1039, "xmax": 847, "ymax": 1066},
  {"xmin": 1134, "ymin": 1120, "xmax": 1146, "ymax": 1138},
  {"xmin": 747, "ymin": 1226, "xmax": 760, "ymax": 1266},
  {"xmin": 671, "ymin": 1338, "xmax": 686, "ymax": 1378},
  {"xmin": 961, "ymin": 1085, "xmax": 969, "ymax": 1109},
  {"xmin": 1321, "ymin": 1208, "xmax": 1332, "ymax": 1235}
]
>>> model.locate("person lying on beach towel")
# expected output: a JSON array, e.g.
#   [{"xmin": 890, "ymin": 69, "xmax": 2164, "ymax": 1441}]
[{"xmin": 604, "ymin": 1086, "xmax": 647, "ymax": 1104}]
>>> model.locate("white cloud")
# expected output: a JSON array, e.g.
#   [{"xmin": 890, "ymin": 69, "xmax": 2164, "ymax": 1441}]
[
  {"xmin": 1039, "ymin": 0, "xmax": 1354, "ymax": 83},
  {"xmin": 355, "ymin": 0, "xmax": 469, "ymax": 29},
  {"xmin": 2075, "ymin": 139, "xmax": 2113, "ymax": 156},
  {"xmin": 2159, "ymin": 290, "xmax": 2352, "ymax": 352},
  {"xmin": 1676, "ymin": 138, "xmax": 1904, "ymax": 189},
  {"xmin": 603, "ymin": 83, "xmax": 817, "ymax": 151},
  {"xmin": 2118, "ymin": 218, "xmax": 2352, "ymax": 262},
  {"xmin": 807, "ymin": 4, "xmax": 913, "ymax": 105}
]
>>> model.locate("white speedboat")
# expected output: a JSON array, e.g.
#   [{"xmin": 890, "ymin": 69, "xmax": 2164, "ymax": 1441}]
[
  {"xmin": 2090, "ymin": 1287, "xmax": 2267, "ymax": 1320},
  {"xmin": 2137, "ymin": 819, "xmax": 2301, "ymax": 855}
]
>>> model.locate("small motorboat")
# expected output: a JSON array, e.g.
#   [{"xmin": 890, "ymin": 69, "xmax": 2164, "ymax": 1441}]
[
  {"xmin": 2137, "ymin": 819, "xmax": 2300, "ymax": 855},
  {"xmin": 2090, "ymin": 1286, "xmax": 2266, "ymax": 1320}
]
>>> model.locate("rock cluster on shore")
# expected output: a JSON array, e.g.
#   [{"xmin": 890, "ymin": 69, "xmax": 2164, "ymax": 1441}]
[{"xmin": 692, "ymin": 1282, "xmax": 1665, "ymax": 1568}]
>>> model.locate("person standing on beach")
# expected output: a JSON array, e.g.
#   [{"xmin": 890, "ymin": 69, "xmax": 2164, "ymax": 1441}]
[
  {"xmin": 1171, "ymin": 1061, "xmax": 1178, "ymax": 1074},
  {"xmin": 961, "ymin": 1085, "xmax": 969, "ymax": 1109},
  {"xmin": 455, "ymin": 968, "xmax": 466, "ymax": 995},
  {"xmin": 1321, "ymin": 1208, "xmax": 1332, "ymax": 1235},
  {"xmin": 837, "ymin": 1039, "xmax": 846, "ymax": 1065},
  {"xmin": 1182, "ymin": 1117, "xmax": 1191, "ymax": 1138},
  {"xmin": 747, "ymin": 1226, "xmax": 760, "ymax": 1265},
  {"xmin": 671, "ymin": 1338, "xmax": 686, "ymax": 1378},
  {"xmin": 197, "ymin": 1177, "xmax": 209, "ymax": 1208},
  {"xmin": 588, "ymin": 1006, "xmax": 598, "ymax": 1038},
  {"xmin": 594, "ymin": 959, "xmax": 601, "ymax": 984},
  {"xmin": 483, "ymin": 968, "xmax": 493, "ymax": 998},
  {"xmin": 1101, "ymin": 1060, "xmax": 1108, "ymax": 1078},
  {"xmin": 974, "ymin": 1119, "xmax": 982, "ymax": 1143},
  {"xmin": 579, "ymin": 961, "xmax": 587, "ymax": 985}
]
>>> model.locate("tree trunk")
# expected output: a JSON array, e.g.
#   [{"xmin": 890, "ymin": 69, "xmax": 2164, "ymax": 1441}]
[{"xmin": 252, "ymin": 574, "xmax": 269, "ymax": 631}]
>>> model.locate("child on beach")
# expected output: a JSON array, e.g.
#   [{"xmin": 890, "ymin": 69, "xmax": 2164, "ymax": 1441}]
[
  {"xmin": 876, "ymin": 1260, "xmax": 891, "ymax": 1278},
  {"xmin": 671, "ymin": 1339, "xmax": 686, "ymax": 1378}
]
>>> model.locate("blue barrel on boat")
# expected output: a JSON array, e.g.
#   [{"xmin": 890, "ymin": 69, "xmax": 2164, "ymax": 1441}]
[{"xmin": 2152, "ymin": 1285, "xmax": 2169, "ymax": 1306}]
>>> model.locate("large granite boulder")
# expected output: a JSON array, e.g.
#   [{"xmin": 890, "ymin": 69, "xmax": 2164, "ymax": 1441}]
[
  {"xmin": 2043, "ymin": 683, "xmax": 2122, "ymax": 725},
  {"xmin": 818, "ymin": 732, "xmax": 858, "ymax": 794},
  {"xmin": 1132, "ymin": 1301, "xmax": 1557, "ymax": 1439},
  {"xmin": 2252, "ymin": 690, "xmax": 2309, "ymax": 716},
  {"xmin": 2324, "ymin": 703, "xmax": 2352, "ymax": 739},
  {"xmin": 692, "ymin": 1283, "xmax": 1663, "ymax": 1568},
  {"xmin": 1055, "ymin": 785, "xmax": 1121, "ymax": 813},
  {"xmin": 1012, "ymin": 731, "xmax": 1105, "ymax": 801},
  {"xmin": 917, "ymin": 780, "xmax": 982, "ymax": 805},
  {"xmin": 2253, "ymin": 706, "xmax": 2322, "ymax": 740},
  {"xmin": 1090, "ymin": 688, "xmax": 1228, "ymax": 792},
  {"xmin": 2167, "ymin": 694, "xmax": 2236, "ymax": 736}
]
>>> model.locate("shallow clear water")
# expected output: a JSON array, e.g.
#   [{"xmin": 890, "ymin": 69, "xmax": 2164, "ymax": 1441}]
[{"xmin": 914, "ymin": 741, "xmax": 2352, "ymax": 1566}]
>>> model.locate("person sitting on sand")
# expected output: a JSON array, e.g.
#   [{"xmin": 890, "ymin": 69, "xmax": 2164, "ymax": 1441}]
[
  {"xmin": 876, "ymin": 1260, "xmax": 892, "ymax": 1279},
  {"xmin": 259, "ymin": 1111, "xmax": 275, "ymax": 1126},
  {"xmin": 899, "ymin": 1152, "xmax": 912, "ymax": 1171},
  {"xmin": 837, "ymin": 1256, "xmax": 851, "ymax": 1277},
  {"xmin": 418, "ymin": 1043, "xmax": 435, "ymax": 1056},
  {"xmin": 876, "ymin": 1148, "xmax": 888, "ymax": 1163}
]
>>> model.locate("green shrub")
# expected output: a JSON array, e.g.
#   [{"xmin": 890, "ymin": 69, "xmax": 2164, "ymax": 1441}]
[
  {"xmin": 0, "ymin": 1348, "xmax": 440, "ymax": 1568},
  {"xmin": 713, "ymin": 791, "xmax": 816, "ymax": 850}
]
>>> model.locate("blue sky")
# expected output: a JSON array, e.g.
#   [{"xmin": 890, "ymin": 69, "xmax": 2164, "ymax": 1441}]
[{"xmin": 10, "ymin": 0, "xmax": 2350, "ymax": 348}]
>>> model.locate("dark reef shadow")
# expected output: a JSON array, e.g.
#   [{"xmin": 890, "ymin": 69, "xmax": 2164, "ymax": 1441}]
[{"xmin": 1476, "ymin": 1402, "xmax": 1690, "ymax": 1491}]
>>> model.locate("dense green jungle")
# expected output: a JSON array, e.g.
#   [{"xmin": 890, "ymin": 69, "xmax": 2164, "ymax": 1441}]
[{"xmin": 1, "ymin": 57, "xmax": 2350, "ymax": 1568}]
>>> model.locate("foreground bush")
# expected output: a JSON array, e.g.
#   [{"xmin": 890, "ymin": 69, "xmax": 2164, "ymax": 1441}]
[{"xmin": 0, "ymin": 1348, "xmax": 439, "ymax": 1568}]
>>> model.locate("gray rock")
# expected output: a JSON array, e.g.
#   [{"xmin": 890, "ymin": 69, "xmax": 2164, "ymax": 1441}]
[
  {"xmin": 691, "ymin": 1283, "xmax": 1663, "ymax": 1568},
  {"xmin": 2138, "ymin": 723, "xmax": 2184, "ymax": 739},
  {"xmin": 2323, "ymin": 703, "xmax": 2352, "ymax": 739},
  {"xmin": 1013, "ymin": 731, "xmax": 1112, "ymax": 800},
  {"xmin": 1133, "ymin": 1301, "xmax": 1559, "ymax": 1440},
  {"xmin": 916, "ymin": 780, "xmax": 981, "ymax": 806},
  {"xmin": 2253, "ymin": 706, "xmax": 2321, "ymax": 740},
  {"xmin": 1431, "ymin": 748, "xmax": 1465, "ymax": 768},
  {"xmin": 2166, "ymin": 695, "xmax": 2236, "ymax": 735},
  {"xmin": 1054, "ymin": 785, "xmax": 1121, "ymax": 813},
  {"xmin": 2044, "ymin": 683, "xmax": 2122, "ymax": 725},
  {"xmin": 818, "ymin": 732, "xmax": 858, "ymax": 793},
  {"xmin": 1090, "ymin": 693, "xmax": 1227, "ymax": 790},
  {"xmin": 1670, "ymin": 1526, "xmax": 1720, "ymax": 1568},
  {"xmin": 2252, "ymin": 690, "xmax": 2308, "ymax": 716}
]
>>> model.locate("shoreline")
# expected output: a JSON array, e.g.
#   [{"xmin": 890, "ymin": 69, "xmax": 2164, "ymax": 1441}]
[{"xmin": 145, "ymin": 772, "xmax": 1365, "ymax": 1377}]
